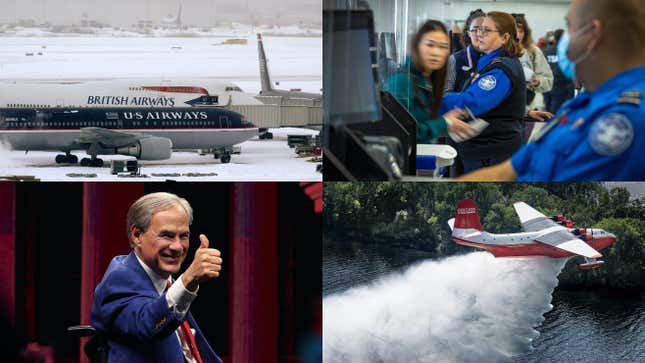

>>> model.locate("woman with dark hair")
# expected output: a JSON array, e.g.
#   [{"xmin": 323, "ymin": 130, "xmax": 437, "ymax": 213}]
[
  {"xmin": 386, "ymin": 20, "xmax": 475, "ymax": 143},
  {"xmin": 445, "ymin": 9, "xmax": 486, "ymax": 93},
  {"xmin": 515, "ymin": 14, "xmax": 553, "ymax": 101},
  {"xmin": 514, "ymin": 14, "xmax": 554, "ymax": 141},
  {"xmin": 440, "ymin": 11, "xmax": 527, "ymax": 173}
]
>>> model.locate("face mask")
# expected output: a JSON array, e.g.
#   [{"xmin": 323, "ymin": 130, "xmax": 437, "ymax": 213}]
[{"xmin": 557, "ymin": 24, "xmax": 593, "ymax": 80}]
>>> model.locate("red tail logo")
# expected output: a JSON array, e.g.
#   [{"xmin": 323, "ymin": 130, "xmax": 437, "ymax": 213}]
[{"xmin": 454, "ymin": 199, "xmax": 482, "ymax": 231}]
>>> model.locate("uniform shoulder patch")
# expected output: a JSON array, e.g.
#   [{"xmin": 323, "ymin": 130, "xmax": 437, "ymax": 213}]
[
  {"xmin": 616, "ymin": 90, "xmax": 642, "ymax": 106},
  {"xmin": 589, "ymin": 113, "xmax": 634, "ymax": 156},
  {"xmin": 478, "ymin": 75, "xmax": 497, "ymax": 91}
]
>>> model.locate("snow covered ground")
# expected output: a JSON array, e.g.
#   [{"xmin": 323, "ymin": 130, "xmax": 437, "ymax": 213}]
[
  {"xmin": 0, "ymin": 127, "xmax": 321, "ymax": 181},
  {"xmin": 0, "ymin": 35, "xmax": 322, "ymax": 94},
  {"xmin": 0, "ymin": 24, "xmax": 321, "ymax": 39}
]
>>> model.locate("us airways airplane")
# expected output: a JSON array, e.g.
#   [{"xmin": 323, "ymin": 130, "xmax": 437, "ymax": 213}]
[
  {"xmin": 0, "ymin": 78, "xmax": 262, "ymax": 109},
  {"xmin": 447, "ymin": 199, "xmax": 616, "ymax": 269},
  {"xmin": 0, "ymin": 107, "xmax": 258, "ymax": 166}
]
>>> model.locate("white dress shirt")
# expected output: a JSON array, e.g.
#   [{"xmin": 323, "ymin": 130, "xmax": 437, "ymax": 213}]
[{"xmin": 135, "ymin": 253, "xmax": 199, "ymax": 363}]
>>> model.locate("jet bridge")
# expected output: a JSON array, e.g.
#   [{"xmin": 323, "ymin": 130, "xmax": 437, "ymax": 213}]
[{"xmin": 226, "ymin": 95, "xmax": 322, "ymax": 128}]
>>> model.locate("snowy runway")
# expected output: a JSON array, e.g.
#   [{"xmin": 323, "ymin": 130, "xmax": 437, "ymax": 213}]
[{"xmin": 0, "ymin": 127, "xmax": 321, "ymax": 181}]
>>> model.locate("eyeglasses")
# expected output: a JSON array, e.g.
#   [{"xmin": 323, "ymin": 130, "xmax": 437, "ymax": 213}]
[
  {"xmin": 468, "ymin": 26, "xmax": 482, "ymax": 33},
  {"xmin": 474, "ymin": 28, "xmax": 500, "ymax": 36}
]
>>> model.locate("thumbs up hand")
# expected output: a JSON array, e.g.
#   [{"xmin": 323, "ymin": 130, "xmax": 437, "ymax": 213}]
[
  {"xmin": 182, "ymin": 234, "xmax": 222, "ymax": 292},
  {"xmin": 198, "ymin": 234, "xmax": 210, "ymax": 249}
]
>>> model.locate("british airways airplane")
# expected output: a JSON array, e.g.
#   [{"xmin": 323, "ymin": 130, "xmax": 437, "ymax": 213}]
[
  {"xmin": 0, "ymin": 106, "xmax": 258, "ymax": 166},
  {"xmin": 0, "ymin": 78, "xmax": 262, "ymax": 109}
]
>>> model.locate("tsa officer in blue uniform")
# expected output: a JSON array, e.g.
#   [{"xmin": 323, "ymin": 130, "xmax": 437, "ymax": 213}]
[
  {"xmin": 460, "ymin": 0, "xmax": 645, "ymax": 181},
  {"xmin": 441, "ymin": 11, "xmax": 527, "ymax": 173}
]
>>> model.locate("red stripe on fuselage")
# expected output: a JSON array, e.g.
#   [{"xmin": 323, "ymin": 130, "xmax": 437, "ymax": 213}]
[
  {"xmin": 0, "ymin": 127, "xmax": 257, "ymax": 131},
  {"xmin": 142, "ymin": 86, "xmax": 209, "ymax": 94},
  {"xmin": 452, "ymin": 235, "xmax": 615, "ymax": 258}
]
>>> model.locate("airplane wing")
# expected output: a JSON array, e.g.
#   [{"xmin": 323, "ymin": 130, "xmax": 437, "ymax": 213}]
[
  {"xmin": 513, "ymin": 202, "xmax": 560, "ymax": 232},
  {"xmin": 78, "ymin": 127, "xmax": 145, "ymax": 147},
  {"xmin": 535, "ymin": 229, "xmax": 602, "ymax": 258},
  {"xmin": 551, "ymin": 239, "xmax": 602, "ymax": 258}
]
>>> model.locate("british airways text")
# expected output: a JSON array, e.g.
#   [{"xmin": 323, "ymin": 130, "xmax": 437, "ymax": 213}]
[{"xmin": 87, "ymin": 96, "xmax": 176, "ymax": 107}]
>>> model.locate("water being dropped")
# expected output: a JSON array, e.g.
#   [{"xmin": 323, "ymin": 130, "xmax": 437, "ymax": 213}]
[{"xmin": 324, "ymin": 252, "xmax": 567, "ymax": 363}]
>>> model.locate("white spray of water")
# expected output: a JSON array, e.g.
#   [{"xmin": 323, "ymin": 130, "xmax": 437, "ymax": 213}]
[{"xmin": 323, "ymin": 252, "xmax": 567, "ymax": 363}]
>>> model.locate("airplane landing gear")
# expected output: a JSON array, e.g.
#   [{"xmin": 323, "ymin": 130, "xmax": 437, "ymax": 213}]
[
  {"xmin": 211, "ymin": 146, "xmax": 234, "ymax": 163},
  {"xmin": 55, "ymin": 153, "xmax": 78, "ymax": 164},
  {"xmin": 220, "ymin": 153, "xmax": 231, "ymax": 164},
  {"xmin": 80, "ymin": 143, "xmax": 104, "ymax": 167},
  {"xmin": 80, "ymin": 158, "xmax": 104, "ymax": 167}
]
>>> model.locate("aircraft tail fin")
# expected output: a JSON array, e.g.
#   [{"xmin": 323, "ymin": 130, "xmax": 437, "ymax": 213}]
[
  {"xmin": 257, "ymin": 33, "xmax": 273, "ymax": 94},
  {"xmin": 454, "ymin": 199, "xmax": 482, "ymax": 231}
]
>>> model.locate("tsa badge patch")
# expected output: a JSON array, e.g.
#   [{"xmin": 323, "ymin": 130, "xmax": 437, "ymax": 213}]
[
  {"xmin": 478, "ymin": 75, "xmax": 497, "ymax": 91},
  {"xmin": 589, "ymin": 113, "xmax": 634, "ymax": 156}
]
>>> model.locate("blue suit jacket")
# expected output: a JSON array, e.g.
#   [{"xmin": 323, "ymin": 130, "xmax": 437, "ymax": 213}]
[{"xmin": 91, "ymin": 252, "xmax": 223, "ymax": 363}]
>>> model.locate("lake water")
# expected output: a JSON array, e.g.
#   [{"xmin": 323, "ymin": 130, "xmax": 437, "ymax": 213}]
[{"xmin": 323, "ymin": 238, "xmax": 645, "ymax": 363}]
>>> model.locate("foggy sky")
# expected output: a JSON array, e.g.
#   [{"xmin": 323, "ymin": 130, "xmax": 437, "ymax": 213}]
[{"xmin": 0, "ymin": 0, "xmax": 321, "ymax": 27}]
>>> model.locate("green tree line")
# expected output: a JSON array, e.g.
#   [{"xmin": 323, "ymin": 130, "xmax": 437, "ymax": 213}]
[{"xmin": 324, "ymin": 182, "xmax": 645, "ymax": 289}]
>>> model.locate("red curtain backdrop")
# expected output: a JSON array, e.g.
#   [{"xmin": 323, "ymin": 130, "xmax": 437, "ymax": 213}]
[
  {"xmin": 229, "ymin": 183, "xmax": 279, "ymax": 363},
  {"xmin": 0, "ymin": 183, "xmax": 16, "ymax": 326},
  {"xmin": 80, "ymin": 183, "xmax": 144, "ymax": 363}
]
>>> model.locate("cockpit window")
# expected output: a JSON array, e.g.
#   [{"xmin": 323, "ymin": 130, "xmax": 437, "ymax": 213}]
[{"xmin": 225, "ymin": 86, "xmax": 243, "ymax": 92}]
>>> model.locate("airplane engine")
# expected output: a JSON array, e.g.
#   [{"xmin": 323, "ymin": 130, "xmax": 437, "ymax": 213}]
[{"xmin": 116, "ymin": 137, "xmax": 173, "ymax": 160}]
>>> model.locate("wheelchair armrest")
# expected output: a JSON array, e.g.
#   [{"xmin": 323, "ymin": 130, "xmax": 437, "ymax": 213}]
[
  {"xmin": 67, "ymin": 325, "xmax": 109, "ymax": 363},
  {"xmin": 67, "ymin": 325, "xmax": 97, "ymax": 338}
]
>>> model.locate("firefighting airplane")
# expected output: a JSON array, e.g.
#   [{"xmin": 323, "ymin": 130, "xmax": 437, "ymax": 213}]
[{"xmin": 447, "ymin": 199, "xmax": 616, "ymax": 269}]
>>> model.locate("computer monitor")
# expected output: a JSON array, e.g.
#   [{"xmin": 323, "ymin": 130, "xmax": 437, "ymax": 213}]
[{"xmin": 323, "ymin": 9, "xmax": 381, "ymax": 125}]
